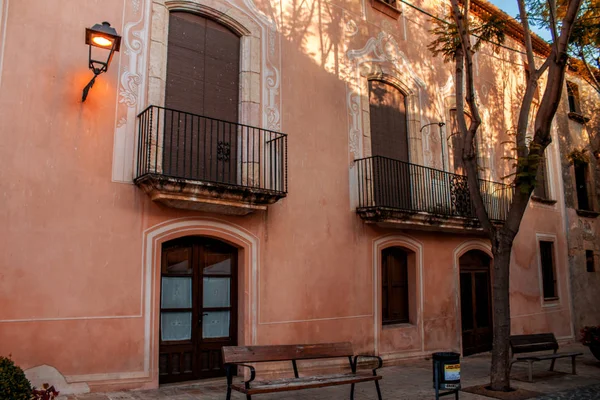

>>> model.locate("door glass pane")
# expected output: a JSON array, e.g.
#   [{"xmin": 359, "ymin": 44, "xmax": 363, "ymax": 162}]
[
  {"xmin": 164, "ymin": 247, "xmax": 192, "ymax": 274},
  {"xmin": 162, "ymin": 277, "xmax": 192, "ymax": 309},
  {"xmin": 475, "ymin": 272, "xmax": 490, "ymax": 328},
  {"xmin": 204, "ymin": 256, "xmax": 232, "ymax": 275},
  {"xmin": 203, "ymin": 277, "xmax": 231, "ymax": 307},
  {"xmin": 202, "ymin": 311, "xmax": 230, "ymax": 338},
  {"xmin": 460, "ymin": 273, "xmax": 474, "ymax": 331},
  {"xmin": 161, "ymin": 311, "xmax": 192, "ymax": 341}
]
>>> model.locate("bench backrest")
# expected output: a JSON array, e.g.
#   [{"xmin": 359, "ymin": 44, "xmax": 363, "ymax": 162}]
[
  {"xmin": 509, "ymin": 333, "xmax": 558, "ymax": 354},
  {"xmin": 223, "ymin": 342, "xmax": 354, "ymax": 364}
]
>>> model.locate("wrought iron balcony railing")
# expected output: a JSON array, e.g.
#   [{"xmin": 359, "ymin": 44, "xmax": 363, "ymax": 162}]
[
  {"xmin": 135, "ymin": 106, "xmax": 287, "ymax": 195},
  {"xmin": 355, "ymin": 156, "xmax": 513, "ymax": 223}
]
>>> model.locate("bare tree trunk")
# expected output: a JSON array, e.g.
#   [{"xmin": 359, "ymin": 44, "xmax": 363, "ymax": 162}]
[
  {"xmin": 439, "ymin": 0, "xmax": 582, "ymax": 392},
  {"xmin": 489, "ymin": 230, "xmax": 516, "ymax": 391}
]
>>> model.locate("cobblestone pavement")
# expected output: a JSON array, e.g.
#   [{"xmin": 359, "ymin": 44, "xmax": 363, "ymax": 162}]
[
  {"xmin": 533, "ymin": 383, "xmax": 600, "ymax": 400},
  {"xmin": 63, "ymin": 344, "xmax": 600, "ymax": 400}
]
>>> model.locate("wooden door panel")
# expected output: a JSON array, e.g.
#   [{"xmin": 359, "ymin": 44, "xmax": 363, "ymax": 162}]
[
  {"xmin": 198, "ymin": 240, "xmax": 237, "ymax": 378},
  {"xmin": 159, "ymin": 243, "xmax": 197, "ymax": 383},
  {"xmin": 159, "ymin": 348, "xmax": 195, "ymax": 383},
  {"xmin": 198, "ymin": 346, "xmax": 225, "ymax": 378},
  {"xmin": 160, "ymin": 237, "xmax": 238, "ymax": 383},
  {"xmin": 460, "ymin": 251, "xmax": 493, "ymax": 356}
]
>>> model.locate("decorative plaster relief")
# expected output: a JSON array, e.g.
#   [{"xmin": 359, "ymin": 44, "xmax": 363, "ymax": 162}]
[
  {"xmin": 346, "ymin": 31, "xmax": 425, "ymax": 161},
  {"xmin": 111, "ymin": 0, "xmax": 282, "ymax": 183},
  {"xmin": 345, "ymin": 19, "xmax": 358, "ymax": 37},
  {"xmin": 112, "ymin": 0, "xmax": 151, "ymax": 183}
]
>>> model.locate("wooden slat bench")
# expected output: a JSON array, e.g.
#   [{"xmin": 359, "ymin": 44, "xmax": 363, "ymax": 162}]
[
  {"xmin": 222, "ymin": 342, "xmax": 383, "ymax": 400},
  {"xmin": 509, "ymin": 333, "xmax": 583, "ymax": 382}
]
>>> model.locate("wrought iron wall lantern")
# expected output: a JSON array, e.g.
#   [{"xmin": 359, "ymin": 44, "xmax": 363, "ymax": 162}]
[{"xmin": 82, "ymin": 22, "xmax": 121, "ymax": 102}]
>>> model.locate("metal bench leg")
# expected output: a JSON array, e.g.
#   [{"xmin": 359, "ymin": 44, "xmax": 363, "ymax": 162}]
[
  {"xmin": 549, "ymin": 358, "xmax": 556, "ymax": 372},
  {"xmin": 226, "ymin": 365, "xmax": 233, "ymax": 400},
  {"xmin": 375, "ymin": 380, "xmax": 383, "ymax": 400},
  {"xmin": 350, "ymin": 383, "xmax": 355, "ymax": 400},
  {"xmin": 528, "ymin": 361, "xmax": 534, "ymax": 383},
  {"xmin": 572, "ymin": 356, "xmax": 577, "ymax": 375}
]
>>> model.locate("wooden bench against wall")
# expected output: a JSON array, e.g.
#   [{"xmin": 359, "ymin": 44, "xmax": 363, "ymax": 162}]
[
  {"xmin": 222, "ymin": 342, "xmax": 383, "ymax": 400},
  {"xmin": 509, "ymin": 333, "xmax": 583, "ymax": 382}
]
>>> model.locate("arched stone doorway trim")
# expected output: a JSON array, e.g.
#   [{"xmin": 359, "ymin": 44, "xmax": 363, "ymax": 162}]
[
  {"xmin": 453, "ymin": 240, "xmax": 493, "ymax": 355},
  {"xmin": 142, "ymin": 217, "xmax": 259, "ymax": 383},
  {"xmin": 372, "ymin": 234, "xmax": 424, "ymax": 356}
]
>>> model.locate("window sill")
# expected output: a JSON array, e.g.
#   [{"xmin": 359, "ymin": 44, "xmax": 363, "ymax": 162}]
[
  {"xmin": 372, "ymin": 0, "xmax": 402, "ymax": 19},
  {"xmin": 568, "ymin": 112, "xmax": 591, "ymax": 124},
  {"xmin": 531, "ymin": 196, "xmax": 557, "ymax": 206},
  {"xmin": 542, "ymin": 297, "xmax": 560, "ymax": 307},
  {"xmin": 576, "ymin": 209, "xmax": 600, "ymax": 218},
  {"xmin": 382, "ymin": 322, "xmax": 414, "ymax": 330}
]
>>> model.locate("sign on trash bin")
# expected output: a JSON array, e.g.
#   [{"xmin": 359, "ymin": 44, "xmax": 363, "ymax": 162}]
[
  {"xmin": 432, "ymin": 352, "xmax": 460, "ymax": 399},
  {"xmin": 444, "ymin": 363, "xmax": 460, "ymax": 384}
]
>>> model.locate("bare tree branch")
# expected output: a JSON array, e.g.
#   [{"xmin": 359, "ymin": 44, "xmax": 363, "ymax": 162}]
[
  {"xmin": 547, "ymin": 0, "xmax": 559, "ymax": 53},
  {"xmin": 504, "ymin": 0, "xmax": 583, "ymax": 236},
  {"xmin": 516, "ymin": 0, "xmax": 537, "ymax": 161},
  {"xmin": 450, "ymin": 0, "xmax": 495, "ymax": 235},
  {"xmin": 578, "ymin": 46, "xmax": 600, "ymax": 94}
]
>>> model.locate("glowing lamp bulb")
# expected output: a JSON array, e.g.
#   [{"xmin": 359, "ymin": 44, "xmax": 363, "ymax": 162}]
[{"xmin": 92, "ymin": 36, "xmax": 113, "ymax": 47}]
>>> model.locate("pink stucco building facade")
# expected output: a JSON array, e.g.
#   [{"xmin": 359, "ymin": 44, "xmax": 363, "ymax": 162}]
[{"xmin": 0, "ymin": 0, "xmax": 583, "ymax": 394}]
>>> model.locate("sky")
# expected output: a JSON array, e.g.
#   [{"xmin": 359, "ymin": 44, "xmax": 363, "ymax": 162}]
[
  {"xmin": 488, "ymin": 0, "xmax": 552, "ymax": 41},
  {"xmin": 489, "ymin": 0, "xmax": 520, "ymax": 18}
]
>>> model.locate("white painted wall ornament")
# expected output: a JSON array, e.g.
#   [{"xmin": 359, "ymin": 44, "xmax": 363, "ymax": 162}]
[{"xmin": 346, "ymin": 31, "xmax": 425, "ymax": 160}]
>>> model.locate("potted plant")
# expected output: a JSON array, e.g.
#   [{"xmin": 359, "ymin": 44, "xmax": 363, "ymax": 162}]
[{"xmin": 580, "ymin": 326, "xmax": 600, "ymax": 361}]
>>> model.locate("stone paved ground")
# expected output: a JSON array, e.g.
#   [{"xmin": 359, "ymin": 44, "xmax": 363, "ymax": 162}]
[
  {"xmin": 63, "ymin": 344, "xmax": 600, "ymax": 400},
  {"xmin": 533, "ymin": 383, "xmax": 600, "ymax": 400}
]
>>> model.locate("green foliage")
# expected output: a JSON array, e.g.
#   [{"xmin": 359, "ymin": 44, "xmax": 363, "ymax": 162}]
[
  {"xmin": 526, "ymin": 0, "xmax": 600, "ymax": 92},
  {"xmin": 428, "ymin": 18, "xmax": 461, "ymax": 62},
  {"xmin": 428, "ymin": 8, "xmax": 506, "ymax": 62},
  {"xmin": 0, "ymin": 356, "xmax": 32, "ymax": 400},
  {"xmin": 567, "ymin": 148, "xmax": 590, "ymax": 164}
]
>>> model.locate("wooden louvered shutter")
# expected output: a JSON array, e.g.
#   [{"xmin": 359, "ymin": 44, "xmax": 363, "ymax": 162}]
[
  {"xmin": 369, "ymin": 80, "xmax": 409, "ymax": 162},
  {"xmin": 163, "ymin": 12, "xmax": 240, "ymax": 183},
  {"xmin": 534, "ymin": 152, "xmax": 549, "ymax": 199},
  {"xmin": 382, "ymin": 247, "xmax": 409, "ymax": 325},
  {"xmin": 368, "ymin": 80, "xmax": 411, "ymax": 210}
]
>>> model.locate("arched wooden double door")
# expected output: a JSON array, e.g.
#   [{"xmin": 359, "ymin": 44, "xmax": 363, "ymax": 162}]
[
  {"xmin": 460, "ymin": 250, "xmax": 493, "ymax": 356},
  {"xmin": 159, "ymin": 237, "xmax": 238, "ymax": 383}
]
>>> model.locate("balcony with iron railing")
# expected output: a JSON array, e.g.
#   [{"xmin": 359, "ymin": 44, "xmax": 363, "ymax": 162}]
[
  {"xmin": 135, "ymin": 106, "xmax": 287, "ymax": 215},
  {"xmin": 355, "ymin": 156, "xmax": 513, "ymax": 232}
]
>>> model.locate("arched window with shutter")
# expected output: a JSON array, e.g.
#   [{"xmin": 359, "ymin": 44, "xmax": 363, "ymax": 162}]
[{"xmin": 163, "ymin": 12, "xmax": 241, "ymax": 183}]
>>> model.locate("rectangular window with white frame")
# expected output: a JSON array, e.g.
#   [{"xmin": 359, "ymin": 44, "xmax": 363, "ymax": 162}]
[{"xmin": 538, "ymin": 239, "xmax": 559, "ymax": 302}]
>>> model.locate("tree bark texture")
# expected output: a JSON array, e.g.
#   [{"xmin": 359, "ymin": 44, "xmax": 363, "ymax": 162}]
[
  {"xmin": 489, "ymin": 230, "xmax": 516, "ymax": 390},
  {"xmin": 446, "ymin": 0, "xmax": 583, "ymax": 392}
]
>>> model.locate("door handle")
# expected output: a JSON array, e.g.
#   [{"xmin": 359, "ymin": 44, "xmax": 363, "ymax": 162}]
[{"xmin": 199, "ymin": 312, "xmax": 209, "ymax": 326}]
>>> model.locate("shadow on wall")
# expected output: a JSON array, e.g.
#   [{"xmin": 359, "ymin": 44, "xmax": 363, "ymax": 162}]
[{"xmin": 277, "ymin": 0, "xmax": 529, "ymax": 184}]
